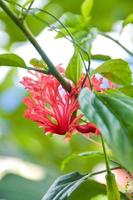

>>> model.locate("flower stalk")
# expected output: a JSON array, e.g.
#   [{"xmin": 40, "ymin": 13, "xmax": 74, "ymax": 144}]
[{"xmin": 100, "ymin": 134, "xmax": 120, "ymax": 200}]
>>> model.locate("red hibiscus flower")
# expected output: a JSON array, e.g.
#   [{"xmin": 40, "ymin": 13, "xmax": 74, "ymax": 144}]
[{"xmin": 21, "ymin": 68, "xmax": 102, "ymax": 136}]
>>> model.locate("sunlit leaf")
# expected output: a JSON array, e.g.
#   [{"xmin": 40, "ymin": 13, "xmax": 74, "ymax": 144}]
[
  {"xmin": 94, "ymin": 59, "xmax": 132, "ymax": 85},
  {"xmin": 0, "ymin": 53, "xmax": 26, "ymax": 68},
  {"xmin": 91, "ymin": 54, "xmax": 111, "ymax": 61},
  {"xmin": 65, "ymin": 48, "xmax": 83, "ymax": 86},
  {"xmin": 30, "ymin": 58, "xmax": 48, "ymax": 70},
  {"xmin": 90, "ymin": 194, "xmax": 107, "ymax": 200},
  {"xmin": 81, "ymin": 0, "xmax": 93, "ymax": 18}
]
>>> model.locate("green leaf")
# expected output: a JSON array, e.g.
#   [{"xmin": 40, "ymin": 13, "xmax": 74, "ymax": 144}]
[
  {"xmin": 123, "ymin": 13, "xmax": 133, "ymax": 27},
  {"xmin": 98, "ymin": 92, "xmax": 133, "ymax": 144},
  {"xmin": 94, "ymin": 59, "xmax": 132, "ymax": 85},
  {"xmin": 119, "ymin": 85, "xmax": 133, "ymax": 98},
  {"xmin": 0, "ymin": 53, "xmax": 26, "ymax": 68},
  {"xmin": 81, "ymin": 0, "xmax": 93, "ymax": 18},
  {"xmin": 30, "ymin": 58, "xmax": 48, "ymax": 70},
  {"xmin": 91, "ymin": 54, "xmax": 111, "ymax": 61},
  {"xmin": 90, "ymin": 194, "xmax": 107, "ymax": 200},
  {"xmin": 70, "ymin": 179, "xmax": 106, "ymax": 200},
  {"xmin": 41, "ymin": 172, "xmax": 87, "ymax": 200},
  {"xmin": 65, "ymin": 48, "xmax": 83, "ymax": 86},
  {"xmin": 61, "ymin": 151, "xmax": 103, "ymax": 171},
  {"xmin": 79, "ymin": 89, "xmax": 133, "ymax": 172},
  {"xmin": 55, "ymin": 12, "xmax": 82, "ymax": 29}
]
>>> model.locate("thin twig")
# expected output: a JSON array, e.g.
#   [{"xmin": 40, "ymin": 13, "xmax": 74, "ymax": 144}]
[
  {"xmin": 99, "ymin": 32, "xmax": 133, "ymax": 57},
  {"xmin": 2, "ymin": 0, "xmax": 133, "ymax": 57},
  {"xmin": 0, "ymin": 0, "xmax": 71, "ymax": 92},
  {"xmin": 28, "ymin": 8, "xmax": 91, "ymax": 64},
  {"xmin": 28, "ymin": 8, "xmax": 93, "ymax": 89},
  {"xmin": 89, "ymin": 166, "xmax": 121, "ymax": 178},
  {"xmin": 21, "ymin": 0, "xmax": 35, "ymax": 20}
]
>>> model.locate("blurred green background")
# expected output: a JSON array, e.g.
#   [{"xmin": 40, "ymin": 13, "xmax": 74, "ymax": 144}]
[{"xmin": 0, "ymin": 0, "xmax": 132, "ymax": 199}]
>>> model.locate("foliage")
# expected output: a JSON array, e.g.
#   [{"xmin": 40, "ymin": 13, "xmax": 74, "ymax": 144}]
[
  {"xmin": 94, "ymin": 59, "xmax": 132, "ymax": 85},
  {"xmin": 123, "ymin": 13, "xmax": 133, "ymax": 28},
  {"xmin": 0, "ymin": 53, "xmax": 26, "ymax": 67},
  {"xmin": 0, "ymin": 0, "xmax": 133, "ymax": 199},
  {"xmin": 79, "ymin": 89, "xmax": 133, "ymax": 172},
  {"xmin": 41, "ymin": 172, "xmax": 88, "ymax": 200},
  {"xmin": 65, "ymin": 48, "xmax": 83, "ymax": 86}
]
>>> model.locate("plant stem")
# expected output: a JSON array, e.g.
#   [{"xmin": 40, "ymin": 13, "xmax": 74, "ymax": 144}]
[
  {"xmin": 100, "ymin": 32, "xmax": 133, "ymax": 57},
  {"xmin": 89, "ymin": 166, "xmax": 121, "ymax": 177},
  {"xmin": 0, "ymin": 0, "xmax": 71, "ymax": 92},
  {"xmin": 21, "ymin": 0, "xmax": 35, "ymax": 20},
  {"xmin": 100, "ymin": 135, "xmax": 120, "ymax": 200},
  {"xmin": 100, "ymin": 134, "xmax": 111, "ymax": 174},
  {"xmin": 14, "ymin": 65, "xmax": 50, "ymax": 74}
]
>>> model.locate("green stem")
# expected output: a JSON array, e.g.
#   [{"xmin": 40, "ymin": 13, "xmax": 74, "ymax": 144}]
[
  {"xmin": 100, "ymin": 135, "xmax": 120, "ymax": 200},
  {"xmin": 100, "ymin": 32, "xmax": 133, "ymax": 57},
  {"xmin": 100, "ymin": 134, "xmax": 111, "ymax": 174},
  {"xmin": 21, "ymin": 0, "xmax": 35, "ymax": 20},
  {"xmin": 0, "ymin": 0, "xmax": 71, "ymax": 92},
  {"xmin": 13, "ymin": 65, "xmax": 50, "ymax": 74}
]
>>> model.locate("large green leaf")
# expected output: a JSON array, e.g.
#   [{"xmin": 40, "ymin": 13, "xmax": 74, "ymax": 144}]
[
  {"xmin": 97, "ymin": 92, "xmax": 133, "ymax": 143},
  {"xmin": 0, "ymin": 53, "xmax": 26, "ymax": 67},
  {"xmin": 81, "ymin": 0, "xmax": 93, "ymax": 18},
  {"xmin": 79, "ymin": 89, "xmax": 133, "ymax": 172},
  {"xmin": 70, "ymin": 179, "xmax": 106, "ymax": 200},
  {"xmin": 41, "ymin": 172, "xmax": 87, "ymax": 200},
  {"xmin": 94, "ymin": 59, "xmax": 132, "ymax": 85},
  {"xmin": 65, "ymin": 48, "xmax": 83, "ymax": 86}
]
